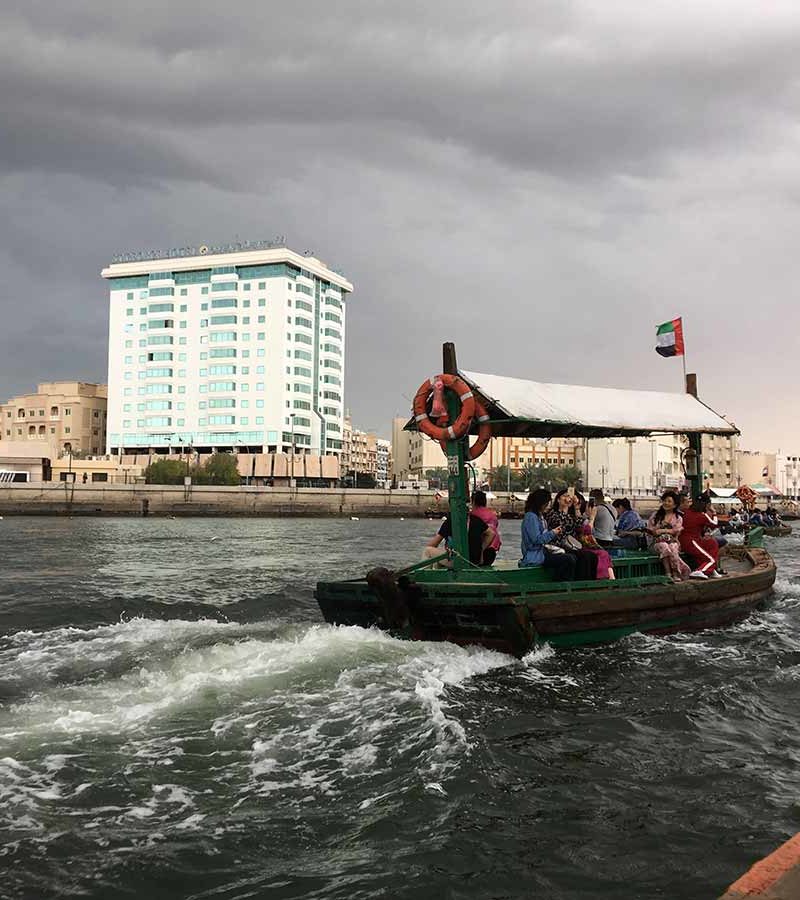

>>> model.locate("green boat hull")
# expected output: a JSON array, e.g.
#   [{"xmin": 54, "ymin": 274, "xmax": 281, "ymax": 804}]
[{"xmin": 315, "ymin": 546, "xmax": 776, "ymax": 656}]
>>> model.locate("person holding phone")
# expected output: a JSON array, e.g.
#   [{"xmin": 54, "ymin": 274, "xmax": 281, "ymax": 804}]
[
  {"xmin": 546, "ymin": 488, "xmax": 599, "ymax": 579},
  {"xmin": 519, "ymin": 489, "xmax": 576, "ymax": 580}
]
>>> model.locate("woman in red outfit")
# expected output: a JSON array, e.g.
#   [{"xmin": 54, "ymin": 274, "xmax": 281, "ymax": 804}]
[{"xmin": 679, "ymin": 494, "xmax": 720, "ymax": 579}]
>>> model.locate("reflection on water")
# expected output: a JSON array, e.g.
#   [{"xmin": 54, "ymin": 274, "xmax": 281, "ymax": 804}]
[{"xmin": 1, "ymin": 517, "xmax": 799, "ymax": 899}]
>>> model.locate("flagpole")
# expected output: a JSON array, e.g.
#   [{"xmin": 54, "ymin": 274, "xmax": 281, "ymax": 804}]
[{"xmin": 681, "ymin": 317, "xmax": 687, "ymax": 392}]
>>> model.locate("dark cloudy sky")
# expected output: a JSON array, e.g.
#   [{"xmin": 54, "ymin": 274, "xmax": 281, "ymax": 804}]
[{"xmin": 2, "ymin": 1, "xmax": 799, "ymax": 448}]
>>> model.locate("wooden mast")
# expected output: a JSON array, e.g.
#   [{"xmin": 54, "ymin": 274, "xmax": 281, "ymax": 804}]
[{"xmin": 685, "ymin": 372, "xmax": 703, "ymax": 499}]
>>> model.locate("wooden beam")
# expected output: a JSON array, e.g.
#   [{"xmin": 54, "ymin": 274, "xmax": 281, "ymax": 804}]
[{"xmin": 442, "ymin": 342, "xmax": 458, "ymax": 376}]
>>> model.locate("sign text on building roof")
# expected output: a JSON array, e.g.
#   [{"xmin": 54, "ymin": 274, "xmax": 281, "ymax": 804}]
[{"xmin": 111, "ymin": 237, "xmax": 287, "ymax": 265}]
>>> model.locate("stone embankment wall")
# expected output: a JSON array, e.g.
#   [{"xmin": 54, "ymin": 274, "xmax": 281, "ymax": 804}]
[
  {"xmin": 0, "ymin": 483, "xmax": 462, "ymax": 518},
  {"xmin": 0, "ymin": 483, "xmax": 670, "ymax": 518}
]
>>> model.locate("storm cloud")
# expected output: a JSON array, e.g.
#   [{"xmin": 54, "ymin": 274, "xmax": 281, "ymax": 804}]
[{"xmin": 2, "ymin": 0, "xmax": 800, "ymax": 447}]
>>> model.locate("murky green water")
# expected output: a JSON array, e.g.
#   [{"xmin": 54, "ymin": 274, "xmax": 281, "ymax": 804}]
[{"xmin": 1, "ymin": 517, "xmax": 799, "ymax": 899}]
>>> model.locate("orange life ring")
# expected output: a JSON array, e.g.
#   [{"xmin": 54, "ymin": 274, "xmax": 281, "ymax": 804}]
[
  {"xmin": 412, "ymin": 374, "xmax": 476, "ymax": 443},
  {"xmin": 439, "ymin": 402, "xmax": 492, "ymax": 460}
]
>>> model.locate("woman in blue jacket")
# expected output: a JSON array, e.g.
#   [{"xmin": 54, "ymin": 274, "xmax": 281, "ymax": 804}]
[{"xmin": 520, "ymin": 489, "xmax": 577, "ymax": 581}]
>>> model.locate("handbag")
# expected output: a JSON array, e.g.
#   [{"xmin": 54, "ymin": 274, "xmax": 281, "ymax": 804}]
[
  {"xmin": 544, "ymin": 543, "xmax": 566, "ymax": 554},
  {"xmin": 564, "ymin": 535, "xmax": 582, "ymax": 552}
]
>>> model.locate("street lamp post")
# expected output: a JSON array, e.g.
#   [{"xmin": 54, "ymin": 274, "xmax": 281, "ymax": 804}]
[
  {"xmin": 599, "ymin": 465, "xmax": 608, "ymax": 493},
  {"xmin": 289, "ymin": 414, "xmax": 296, "ymax": 488}
]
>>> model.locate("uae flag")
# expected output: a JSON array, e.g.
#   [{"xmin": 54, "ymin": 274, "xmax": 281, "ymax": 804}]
[{"xmin": 655, "ymin": 318, "xmax": 685, "ymax": 357}]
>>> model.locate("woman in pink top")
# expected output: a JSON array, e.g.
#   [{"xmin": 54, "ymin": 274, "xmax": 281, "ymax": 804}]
[
  {"xmin": 646, "ymin": 490, "xmax": 691, "ymax": 581},
  {"xmin": 470, "ymin": 490, "xmax": 501, "ymax": 565}
]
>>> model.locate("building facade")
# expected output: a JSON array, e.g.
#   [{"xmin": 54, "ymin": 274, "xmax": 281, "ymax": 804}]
[
  {"xmin": 0, "ymin": 382, "xmax": 107, "ymax": 458},
  {"xmin": 102, "ymin": 245, "xmax": 352, "ymax": 457},
  {"xmin": 375, "ymin": 438, "xmax": 391, "ymax": 487},
  {"xmin": 737, "ymin": 449, "xmax": 777, "ymax": 488},
  {"xmin": 585, "ymin": 435, "xmax": 684, "ymax": 494},
  {"xmin": 483, "ymin": 437, "xmax": 582, "ymax": 474},
  {"xmin": 702, "ymin": 433, "xmax": 739, "ymax": 488},
  {"xmin": 391, "ymin": 425, "xmax": 584, "ymax": 484},
  {"xmin": 391, "ymin": 417, "xmax": 447, "ymax": 480},
  {"xmin": 349, "ymin": 428, "xmax": 377, "ymax": 481}
]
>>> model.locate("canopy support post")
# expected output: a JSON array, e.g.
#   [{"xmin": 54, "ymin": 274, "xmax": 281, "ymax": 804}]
[
  {"xmin": 687, "ymin": 432, "xmax": 703, "ymax": 499},
  {"xmin": 443, "ymin": 342, "xmax": 470, "ymax": 568},
  {"xmin": 685, "ymin": 372, "xmax": 703, "ymax": 498}
]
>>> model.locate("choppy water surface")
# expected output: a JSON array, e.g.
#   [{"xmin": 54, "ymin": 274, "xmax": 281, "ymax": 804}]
[{"xmin": 1, "ymin": 518, "xmax": 799, "ymax": 899}]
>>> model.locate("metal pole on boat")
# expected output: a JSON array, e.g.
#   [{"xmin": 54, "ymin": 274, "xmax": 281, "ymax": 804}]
[
  {"xmin": 443, "ymin": 342, "xmax": 470, "ymax": 568},
  {"xmin": 685, "ymin": 373, "xmax": 703, "ymax": 499}
]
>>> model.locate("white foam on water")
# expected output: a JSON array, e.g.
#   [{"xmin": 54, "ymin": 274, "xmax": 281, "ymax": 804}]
[
  {"xmin": 772, "ymin": 575, "xmax": 800, "ymax": 599},
  {"xmin": 3, "ymin": 622, "xmax": 398, "ymax": 740},
  {"xmin": 1, "ymin": 619, "xmax": 522, "ymax": 824},
  {"xmin": 0, "ymin": 617, "xmax": 249, "ymax": 687},
  {"xmin": 0, "ymin": 755, "xmax": 94, "ymax": 833},
  {"xmin": 238, "ymin": 631, "xmax": 517, "ymax": 800}
]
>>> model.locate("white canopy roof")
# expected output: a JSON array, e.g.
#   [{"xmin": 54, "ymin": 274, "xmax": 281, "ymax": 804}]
[{"xmin": 457, "ymin": 370, "xmax": 738, "ymax": 438}]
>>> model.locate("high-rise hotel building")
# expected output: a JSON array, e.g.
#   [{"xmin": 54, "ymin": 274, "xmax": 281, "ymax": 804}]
[{"xmin": 102, "ymin": 242, "xmax": 353, "ymax": 456}]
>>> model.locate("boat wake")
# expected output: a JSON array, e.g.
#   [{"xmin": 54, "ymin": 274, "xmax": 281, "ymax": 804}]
[{"xmin": 0, "ymin": 616, "xmax": 529, "ymax": 877}]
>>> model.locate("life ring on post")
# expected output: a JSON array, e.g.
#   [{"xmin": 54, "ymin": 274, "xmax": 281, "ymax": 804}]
[
  {"xmin": 439, "ymin": 402, "xmax": 492, "ymax": 460},
  {"xmin": 412, "ymin": 374, "xmax": 476, "ymax": 443}
]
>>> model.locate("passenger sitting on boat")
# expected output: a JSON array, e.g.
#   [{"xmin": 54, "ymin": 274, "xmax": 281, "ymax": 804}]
[
  {"xmin": 612, "ymin": 498, "xmax": 646, "ymax": 549},
  {"xmin": 679, "ymin": 493, "xmax": 721, "ymax": 579},
  {"xmin": 588, "ymin": 489, "xmax": 617, "ymax": 547},
  {"xmin": 519, "ymin": 489, "xmax": 576, "ymax": 581},
  {"xmin": 545, "ymin": 490, "xmax": 599, "ymax": 580},
  {"xmin": 646, "ymin": 490, "xmax": 691, "ymax": 582},
  {"xmin": 424, "ymin": 511, "xmax": 496, "ymax": 568},
  {"xmin": 573, "ymin": 493, "xmax": 615, "ymax": 579},
  {"xmin": 749, "ymin": 509, "xmax": 764, "ymax": 527},
  {"xmin": 470, "ymin": 490, "xmax": 501, "ymax": 566}
]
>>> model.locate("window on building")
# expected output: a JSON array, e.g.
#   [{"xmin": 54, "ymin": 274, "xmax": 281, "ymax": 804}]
[{"xmin": 92, "ymin": 473, "xmax": 108, "ymax": 483}]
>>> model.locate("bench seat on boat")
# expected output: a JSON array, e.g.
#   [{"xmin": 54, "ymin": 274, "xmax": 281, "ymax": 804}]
[{"xmin": 491, "ymin": 551, "xmax": 666, "ymax": 581}]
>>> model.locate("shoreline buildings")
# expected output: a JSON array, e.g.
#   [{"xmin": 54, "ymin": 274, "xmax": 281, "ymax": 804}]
[
  {"xmin": 101, "ymin": 242, "xmax": 352, "ymax": 459},
  {"xmin": 0, "ymin": 381, "xmax": 107, "ymax": 457}
]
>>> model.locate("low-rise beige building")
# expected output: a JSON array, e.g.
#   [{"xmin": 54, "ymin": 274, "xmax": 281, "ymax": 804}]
[
  {"xmin": 484, "ymin": 436, "xmax": 581, "ymax": 473},
  {"xmin": 0, "ymin": 382, "xmax": 107, "ymax": 458},
  {"xmin": 737, "ymin": 449, "xmax": 776, "ymax": 488},
  {"xmin": 392, "ymin": 416, "xmax": 446, "ymax": 480},
  {"xmin": 391, "ymin": 421, "xmax": 583, "ymax": 483}
]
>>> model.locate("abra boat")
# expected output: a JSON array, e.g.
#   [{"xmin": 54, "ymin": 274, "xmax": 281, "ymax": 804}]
[
  {"xmin": 764, "ymin": 524, "xmax": 792, "ymax": 537},
  {"xmin": 316, "ymin": 344, "xmax": 776, "ymax": 656}
]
